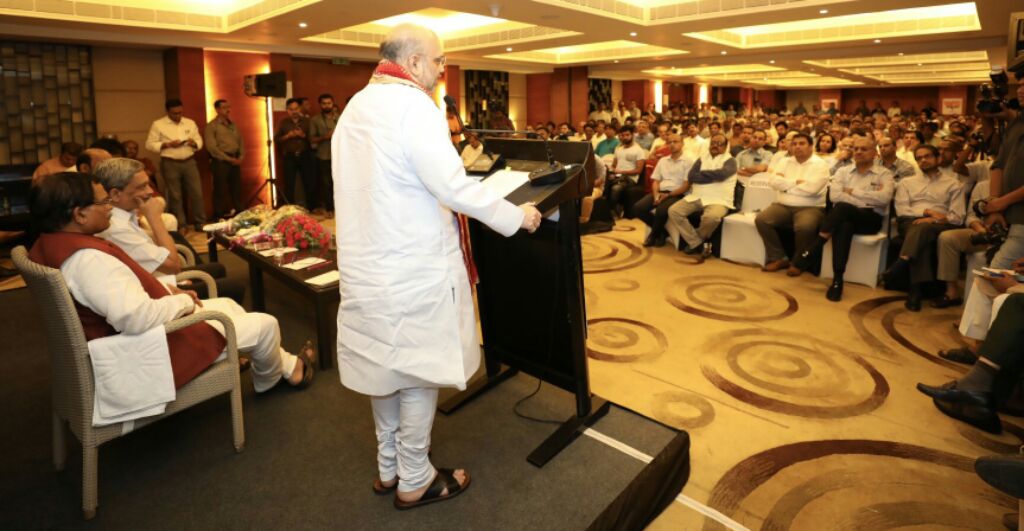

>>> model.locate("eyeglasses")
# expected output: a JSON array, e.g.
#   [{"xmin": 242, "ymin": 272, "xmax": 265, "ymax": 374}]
[{"xmin": 91, "ymin": 197, "xmax": 114, "ymax": 207}]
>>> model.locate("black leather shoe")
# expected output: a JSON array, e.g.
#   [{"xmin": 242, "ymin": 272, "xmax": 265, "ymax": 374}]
[
  {"xmin": 682, "ymin": 244, "xmax": 703, "ymax": 255},
  {"xmin": 930, "ymin": 295, "xmax": 964, "ymax": 308},
  {"xmin": 653, "ymin": 234, "xmax": 666, "ymax": 247},
  {"xmin": 916, "ymin": 381, "xmax": 991, "ymax": 407},
  {"xmin": 826, "ymin": 280, "xmax": 843, "ymax": 302},
  {"xmin": 932, "ymin": 397, "xmax": 1002, "ymax": 434},
  {"xmin": 643, "ymin": 234, "xmax": 657, "ymax": 247},
  {"xmin": 905, "ymin": 288, "xmax": 923, "ymax": 312},
  {"xmin": 976, "ymin": 455, "xmax": 1024, "ymax": 499}
]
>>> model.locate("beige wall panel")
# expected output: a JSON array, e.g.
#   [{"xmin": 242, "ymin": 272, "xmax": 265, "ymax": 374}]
[
  {"xmin": 508, "ymin": 72, "xmax": 527, "ymax": 131},
  {"xmin": 93, "ymin": 46, "xmax": 165, "ymax": 159}
]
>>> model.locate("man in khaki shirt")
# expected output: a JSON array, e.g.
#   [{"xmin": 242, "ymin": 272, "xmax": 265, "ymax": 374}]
[
  {"xmin": 205, "ymin": 99, "xmax": 245, "ymax": 217},
  {"xmin": 309, "ymin": 94, "xmax": 338, "ymax": 215}
]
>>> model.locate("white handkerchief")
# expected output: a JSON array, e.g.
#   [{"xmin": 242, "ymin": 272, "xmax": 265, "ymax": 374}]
[
  {"xmin": 305, "ymin": 269, "xmax": 340, "ymax": 286},
  {"xmin": 284, "ymin": 257, "xmax": 327, "ymax": 270},
  {"xmin": 87, "ymin": 326, "xmax": 175, "ymax": 427}
]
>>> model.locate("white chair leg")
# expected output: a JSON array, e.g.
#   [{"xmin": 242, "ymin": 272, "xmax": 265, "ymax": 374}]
[
  {"xmin": 230, "ymin": 383, "xmax": 245, "ymax": 453},
  {"xmin": 52, "ymin": 411, "xmax": 66, "ymax": 471},
  {"xmin": 82, "ymin": 445, "xmax": 98, "ymax": 520}
]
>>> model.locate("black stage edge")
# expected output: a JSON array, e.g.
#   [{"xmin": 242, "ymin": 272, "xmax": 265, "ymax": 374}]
[
  {"xmin": 440, "ymin": 138, "xmax": 606, "ymax": 468},
  {"xmin": 587, "ymin": 430, "xmax": 692, "ymax": 531}
]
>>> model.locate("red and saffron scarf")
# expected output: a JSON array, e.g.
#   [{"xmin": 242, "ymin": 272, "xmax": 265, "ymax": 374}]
[{"xmin": 370, "ymin": 60, "xmax": 479, "ymax": 285}]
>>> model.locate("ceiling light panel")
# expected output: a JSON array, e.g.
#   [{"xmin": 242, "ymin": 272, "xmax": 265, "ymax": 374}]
[
  {"xmin": 644, "ymin": 64, "xmax": 782, "ymax": 77},
  {"xmin": 804, "ymin": 50, "xmax": 989, "ymax": 69},
  {"xmin": 838, "ymin": 61, "xmax": 991, "ymax": 75},
  {"xmin": 305, "ymin": 8, "xmax": 579, "ymax": 51},
  {"xmin": 489, "ymin": 40, "xmax": 686, "ymax": 65},
  {"xmin": 685, "ymin": 2, "xmax": 980, "ymax": 49}
]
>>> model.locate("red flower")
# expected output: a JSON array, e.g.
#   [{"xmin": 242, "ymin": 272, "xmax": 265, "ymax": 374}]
[{"xmin": 299, "ymin": 240, "xmax": 309, "ymax": 249}]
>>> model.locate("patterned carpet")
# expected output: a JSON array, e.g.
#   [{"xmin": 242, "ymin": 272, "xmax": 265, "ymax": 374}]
[{"xmin": 579, "ymin": 219, "xmax": 1018, "ymax": 530}]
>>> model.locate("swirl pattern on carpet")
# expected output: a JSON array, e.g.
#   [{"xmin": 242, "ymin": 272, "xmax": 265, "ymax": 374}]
[
  {"xmin": 581, "ymin": 235, "xmax": 652, "ymax": 274},
  {"xmin": 703, "ymin": 440, "xmax": 1014, "ymax": 531},
  {"xmin": 849, "ymin": 296, "xmax": 969, "ymax": 371},
  {"xmin": 700, "ymin": 328, "xmax": 888, "ymax": 418},
  {"xmin": 586, "ymin": 317, "xmax": 668, "ymax": 363},
  {"xmin": 665, "ymin": 274, "xmax": 798, "ymax": 322}
]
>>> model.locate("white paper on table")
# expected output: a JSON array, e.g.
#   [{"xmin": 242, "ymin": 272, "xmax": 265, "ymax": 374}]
[
  {"xmin": 480, "ymin": 170, "xmax": 530, "ymax": 199},
  {"xmin": 305, "ymin": 270, "xmax": 340, "ymax": 286},
  {"xmin": 258, "ymin": 247, "xmax": 298, "ymax": 257},
  {"xmin": 283, "ymin": 257, "xmax": 327, "ymax": 270}
]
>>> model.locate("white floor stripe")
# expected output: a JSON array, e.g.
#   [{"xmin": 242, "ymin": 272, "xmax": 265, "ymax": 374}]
[{"xmin": 583, "ymin": 428, "xmax": 750, "ymax": 531}]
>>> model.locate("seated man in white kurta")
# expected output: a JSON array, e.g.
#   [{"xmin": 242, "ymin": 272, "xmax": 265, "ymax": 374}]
[
  {"xmin": 332, "ymin": 24, "xmax": 542, "ymax": 509},
  {"xmin": 29, "ymin": 172, "xmax": 317, "ymax": 397}
]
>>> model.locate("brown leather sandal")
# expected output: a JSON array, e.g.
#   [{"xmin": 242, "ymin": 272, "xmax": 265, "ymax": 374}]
[{"xmin": 393, "ymin": 468, "xmax": 471, "ymax": 510}]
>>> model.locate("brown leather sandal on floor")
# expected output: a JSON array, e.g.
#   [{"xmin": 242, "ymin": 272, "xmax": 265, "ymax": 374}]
[
  {"xmin": 393, "ymin": 468, "xmax": 471, "ymax": 510},
  {"xmin": 291, "ymin": 341, "xmax": 316, "ymax": 390},
  {"xmin": 373, "ymin": 478, "xmax": 398, "ymax": 496}
]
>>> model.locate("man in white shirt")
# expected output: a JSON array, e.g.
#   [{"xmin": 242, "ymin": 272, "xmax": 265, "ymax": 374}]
[
  {"xmin": 649, "ymin": 123, "xmax": 671, "ymax": 153},
  {"xmin": 590, "ymin": 103, "xmax": 611, "ymax": 124},
  {"xmin": 145, "ymin": 99, "xmax": 205, "ymax": 231},
  {"xmin": 460, "ymin": 133, "xmax": 483, "ymax": 167},
  {"xmin": 332, "ymin": 24, "xmax": 541, "ymax": 508},
  {"xmin": 632, "ymin": 134, "xmax": 692, "ymax": 247},
  {"xmin": 29, "ymin": 173, "xmax": 317, "ymax": 397},
  {"xmin": 897, "ymin": 130, "xmax": 923, "ymax": 174},
  {"xmin": 792, "ymin": 137, "xmax": 894, "ymax": 301},
  {"xmin": 667, "ymin": 134, "xmax": 738, "ymax": 255},
  {"xmin": 755, "ymin": 133, "xmax": 830, "ymax": 274},
  {"xmin": 682, "ymin": 122, "xmax": 709, "ymax": 160},
  {"xmin": 607, "ymin": 124, "xmax": 647, "ymax": 217},
  {"xmin": 884, "ymin": 144, "xmax": 966, "ymax": 311},
  {"xmin": 93, "ymin": 158, "xmax": 245, "ymax": 303},
  {"xmin": 590, "ymin": 122, "xmax": 607, "ymax": 151}
]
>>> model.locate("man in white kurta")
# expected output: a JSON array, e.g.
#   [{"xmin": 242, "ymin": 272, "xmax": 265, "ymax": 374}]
[{"xmin": 331, "ymin": 24, "xmax": 541, "ymax": 508}]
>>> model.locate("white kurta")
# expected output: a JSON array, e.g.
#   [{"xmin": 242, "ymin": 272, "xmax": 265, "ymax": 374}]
[{"xmin": 332, "ymin": 82, "xmax": 525, "ymax": 396}]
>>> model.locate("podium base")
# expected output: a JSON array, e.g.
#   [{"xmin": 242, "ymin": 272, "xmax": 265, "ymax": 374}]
[
  {"xmin": 438, "ymin": 366, "xmax": 519, "ymax": 415},
  {"xmin": 528, "ymin": 398, "xmax": 611, "ymax": 468}
]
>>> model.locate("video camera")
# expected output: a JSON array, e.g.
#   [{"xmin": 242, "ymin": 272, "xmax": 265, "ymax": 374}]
[{"xmin": 977, "ymin": 67, "xmax": 1022, "ymax": 114}]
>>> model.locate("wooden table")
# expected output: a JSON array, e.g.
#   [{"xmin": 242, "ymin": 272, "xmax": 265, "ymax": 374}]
[{"xmin": 208, "ymin": 233, "xmax": 338, "ymax": 369}]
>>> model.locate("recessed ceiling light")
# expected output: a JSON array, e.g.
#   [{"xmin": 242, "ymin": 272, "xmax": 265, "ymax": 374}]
[
  {"xmin": 614, "ymin": 60, "xmax": 619, "ymax": 63},
  {"xmin": 298, "ymin": 22, "xmax": 308, "ymax": 28},
  {"xmin": 630, "ymin": 32, "xmax": 637, "ymax": 37},
  {"xmin": 769, "ymin": 60, "xmax": 776, "ymax": 64},
  {"xmin": 819, "ymin": 9, "xmax": 829, "ymax": 14},
  {"xmin": 898, "ymin": 52, "xmax": 904, "ymax": 56},
  {"xmin": 873, "ymin": 39, "xmax": 882, "ymax": 43},
  {"xmin": 917, "ymin": 62, "xmax": 923, "ymax": 66},
  {"xmin": 506, "ymin": 47, "xmax": 513, "ymax": 52},
  {"xmin": 720, "ymin": 51, "xmax": 728, "ymax": 55}
]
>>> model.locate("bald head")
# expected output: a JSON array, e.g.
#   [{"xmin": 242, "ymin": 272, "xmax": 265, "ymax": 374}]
[{"xmin": 379, "ymin": 23, "xmax": 445, "ymax": 91}]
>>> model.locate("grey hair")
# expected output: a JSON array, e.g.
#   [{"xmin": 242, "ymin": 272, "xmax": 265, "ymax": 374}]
[
  {"xmin": 378, "ymin": 23, "xmax": 436, "ymax": 63},
  {"xmin": 94, "ymin": 157, "xmax": 144, "ymax": 191}
]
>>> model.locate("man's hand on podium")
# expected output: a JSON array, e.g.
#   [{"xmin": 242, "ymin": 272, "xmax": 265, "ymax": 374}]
[{"xmin": 520, "ymin": 203, "xmax": 541, "ymax": 233}]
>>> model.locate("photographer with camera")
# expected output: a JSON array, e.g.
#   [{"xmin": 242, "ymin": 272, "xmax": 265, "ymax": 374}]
[{"xmin": 981, "ymin": 73, "xmax": 1024, "ymax": 271}]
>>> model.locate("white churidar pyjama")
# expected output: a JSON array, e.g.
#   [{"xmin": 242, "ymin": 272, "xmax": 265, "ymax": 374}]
[{"xmin": 370, "ymin": 387, "xmax": 439, "ymax": 492}]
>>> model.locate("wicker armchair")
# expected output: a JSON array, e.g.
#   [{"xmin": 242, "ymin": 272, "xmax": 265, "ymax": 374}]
[
  {"xmin": 175, "ymin": 243, "xmax": 196, "ymax": 267},
  {"xmin": 11, "ymin": 246, "xmax": 244, "ymax": 520}
]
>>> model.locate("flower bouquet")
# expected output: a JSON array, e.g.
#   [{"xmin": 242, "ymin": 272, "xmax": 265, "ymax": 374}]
[{"xmin": 275, "ymin": 213, "xmax": 332, "ymax": 250}]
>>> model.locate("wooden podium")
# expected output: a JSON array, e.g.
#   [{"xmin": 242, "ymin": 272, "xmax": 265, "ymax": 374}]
[{"xmin": 438, "ymin": 138, "xmax": 608, "ymax": 467}]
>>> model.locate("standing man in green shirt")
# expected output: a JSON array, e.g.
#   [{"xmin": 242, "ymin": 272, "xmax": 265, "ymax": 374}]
[
  {"xmin": 205, "ymin": 99, "xmax": 245, "ymax": 218},
  {"xmin": 309, "ymin": 93, "xmax": 338, "ymax": 216}
]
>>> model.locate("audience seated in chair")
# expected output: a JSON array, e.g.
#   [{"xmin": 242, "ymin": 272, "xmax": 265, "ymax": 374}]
[
  {"xmin": 882, "ymin": 144, "xmax": 966, "ymax": 311},
  {"xmin": 28, "ymin": 172, "xmax": 316, "ymax": 396},
  {"xmin": 32, "ymin": 142, "xmax": 83, "ymax": 185},
  {"xmin": 934, "ymin": 180, "xmax": 992, "ymax": 308},
  {"xmin": 877, "ymin": 136, "xmax": 918, "ymax": 182},
  {"xmin": 667, "ymin": 133, "xmax": 737, "ymax": 255},
  {"xmin": 632, "ymin": 133, "xmax": 692, "ymax": 247},
  {"xmin": 605, "ymin": 124, "xmax": 647, "ymax": 218},
  {"xmin": 92, "ymin": 158, "xmax": 246, "ymax": 304},
  {"xmin": 755, "ymin": 133, "xmax": 830, "ymax": 275},
  {"xmin": 735, "ymin": 129, "xmax": 771, "ymax": 184},
  {"xmin": 792, "ymin": 136, "xmax": 894, "ymax": 301},
  {"xmin": 937, "ymin": 257, "xmax": 1024, "ymax": 365}
]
